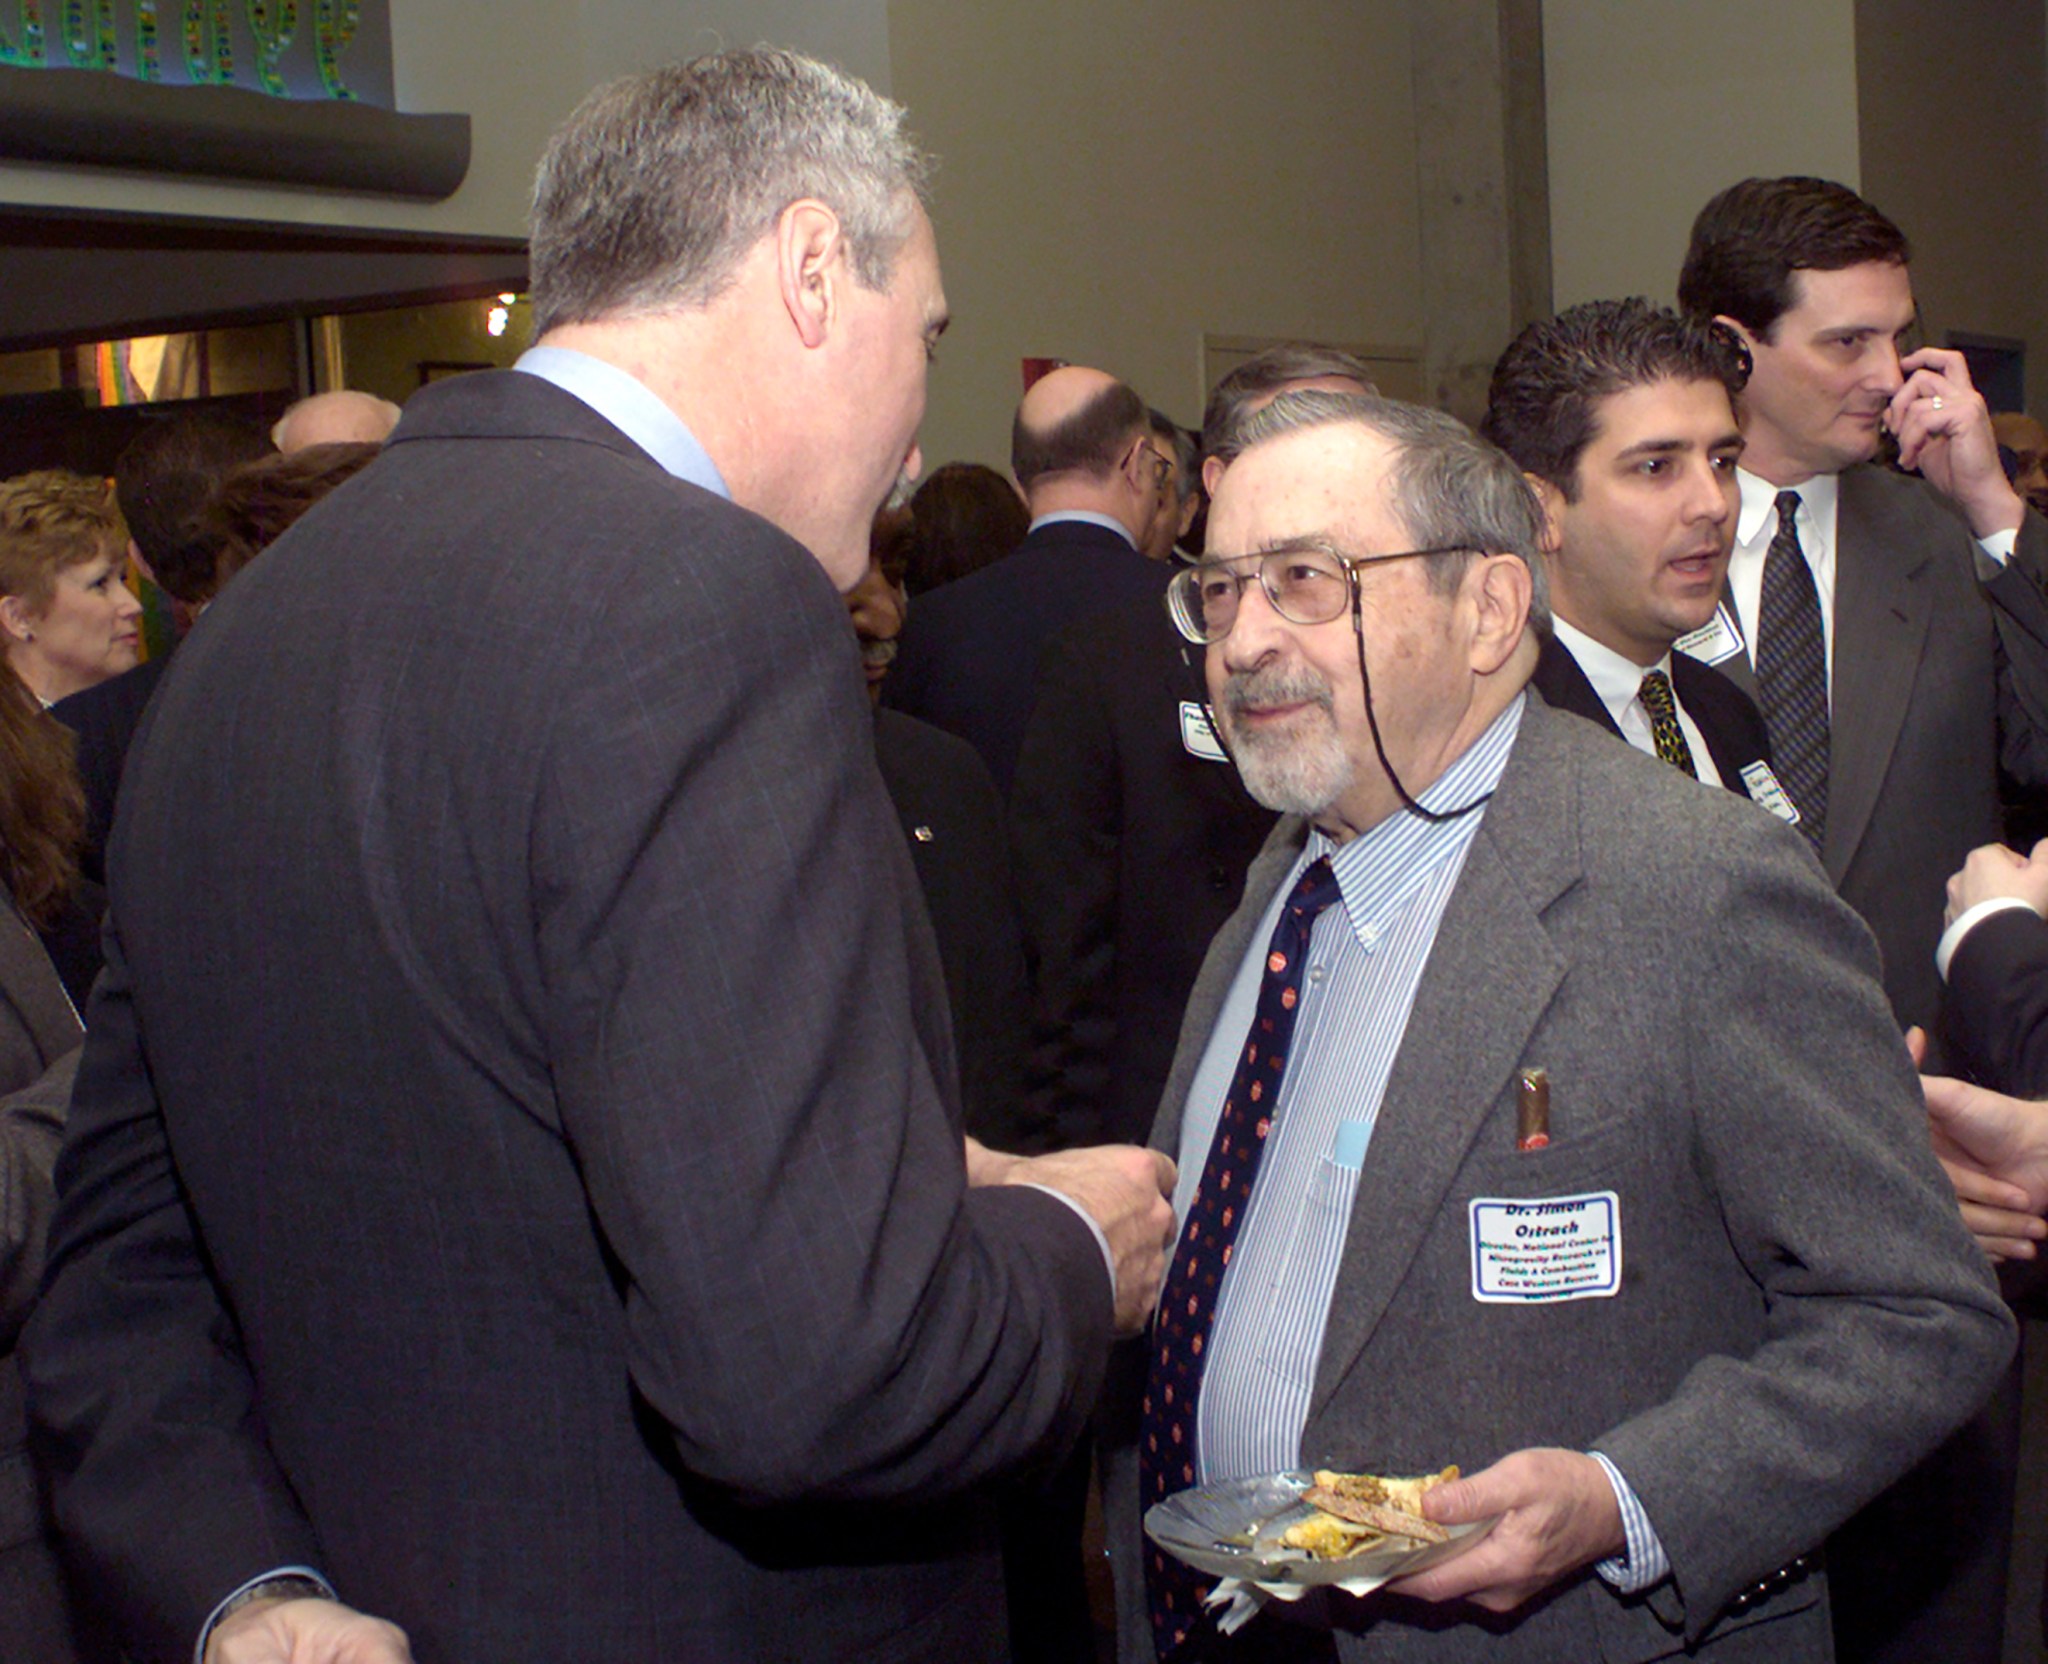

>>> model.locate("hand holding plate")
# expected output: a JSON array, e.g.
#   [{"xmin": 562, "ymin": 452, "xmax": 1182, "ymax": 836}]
[{"xmin": 1382, "ymin": 1447, "xmax": 1624, "ymax": 1613}]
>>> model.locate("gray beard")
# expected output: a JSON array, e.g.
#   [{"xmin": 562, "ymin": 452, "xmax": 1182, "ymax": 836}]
[{"xmin": 1217, "ymin": 665, "xmax": 1355, "ymax": 817}]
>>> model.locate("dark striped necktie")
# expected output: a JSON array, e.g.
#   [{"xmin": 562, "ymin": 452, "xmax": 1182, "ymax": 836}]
[{"xmin": 1754, "ymin": 489, "xmax": 1828, "ymax": 851}]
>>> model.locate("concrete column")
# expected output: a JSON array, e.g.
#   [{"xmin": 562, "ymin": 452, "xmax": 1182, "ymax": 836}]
[{"xmin": 1411, "ymin": 0, "xmax": 1549, "ymax": 423}]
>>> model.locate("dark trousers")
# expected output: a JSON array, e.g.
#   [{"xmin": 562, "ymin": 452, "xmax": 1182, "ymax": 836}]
[{"xmin": 1828, "ymin": 1352, "xmax": 2021, "ymax": 1664}]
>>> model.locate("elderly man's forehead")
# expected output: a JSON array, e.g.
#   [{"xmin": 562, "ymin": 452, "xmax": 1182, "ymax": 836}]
[{"xmin": 1207, "ymin": 423, "xmax": 1402, "ymax": 550}]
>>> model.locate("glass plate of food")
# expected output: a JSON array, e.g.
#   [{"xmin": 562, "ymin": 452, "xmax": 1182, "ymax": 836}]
[{"xmin": 1144, "ymin": 1467, "xmax": 1496, "ymax": 1590}]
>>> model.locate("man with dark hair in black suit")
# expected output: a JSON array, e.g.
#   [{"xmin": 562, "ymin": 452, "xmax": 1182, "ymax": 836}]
[
  {"xmin": 1483, "ymin": 298, "xmax": 1786, "ymax": 815},
  {"xmin": 24, "ymin": 47, "xmax": 1176, "ymax": 1664},
  {"xmin": 886, "ymin": 364, "xmax": 1174, "ymax": 794},
  {"xmin": 1678, "ymin": 172, "xmax": 2048, "ymax": 1664}
]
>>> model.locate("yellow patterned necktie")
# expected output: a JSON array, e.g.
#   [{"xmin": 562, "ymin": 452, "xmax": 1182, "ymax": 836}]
[{"xmin": 1638, "ymin": 668, "xmax": 1698, "ymax": 778}]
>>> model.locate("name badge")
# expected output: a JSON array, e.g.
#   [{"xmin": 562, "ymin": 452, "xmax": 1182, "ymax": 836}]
[
  {"xmin": 1673, "ymin": 604, "xmax": 1745, "ymax": 667},
  {"xmin": 1468, "ymin": 1191, "xmax": 1622, "ymax": 1304},
  {"xmin": 1180, "ymin": 700, "xmax": 1228, "ymax": 763},
  {"xmin": 1738, "ymin": 759, "xmax": 1801, "ymax": 825}
]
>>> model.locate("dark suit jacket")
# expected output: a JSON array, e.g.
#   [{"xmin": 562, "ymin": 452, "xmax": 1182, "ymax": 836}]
[
  {"xmin": 1715, "ymin": 467, "xmax": 2048, "ymax": 1031},
  {"xmin": 885, "ymin": 518, "xmax": 1169, "ymax": 795},
  {"xmin": 23, "ymin": 370, "xmax": 1113, "ymax": 1664},
  {"xmin": 1531, "ymin": 634, "xmax": 1774, "ymax": 800},
  {"xmin": 872, "ymin": 707, "xmax": 1031, "ymax": 1150},
  {"xmin": 1009, "ymin": 595, "xmax": 1274, "ymax": 1151},
  {"xmin": 1944, "ymin": 905, "xmax": 2048, "ymax": 1096},
  {"xmin": 50, "ymin": 653, "xmax": 172, "ymax": 890},
  {"xmin": 1112, "ymin": 698, "xmax": 2012, "ymax": 1661},
  {"xmin": 0, "ymin": 913, "xmax": 84, "ymax": 1664}
]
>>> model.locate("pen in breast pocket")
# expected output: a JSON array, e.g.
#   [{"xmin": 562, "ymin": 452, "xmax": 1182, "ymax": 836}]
[{"xmin": 1516, "ymin": 1068, "xmax": 1550, "ymax": 1151}]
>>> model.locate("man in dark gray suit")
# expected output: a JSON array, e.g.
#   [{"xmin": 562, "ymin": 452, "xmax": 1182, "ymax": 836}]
[
  {"xmin": 24, "ymin": 49, "xmax": 1176, "ymax": 1664},
  {"xmin": 1109, "ymin": 390, "xmax": 2011, "ymax": 1662},
  {"xmin": 1680, "ymin": 175, "xmax": 2048, "ymax": 1664},
  {"xmin": 1677, "ymin": 176, "xmax": 2048, "ymax": 1038}
]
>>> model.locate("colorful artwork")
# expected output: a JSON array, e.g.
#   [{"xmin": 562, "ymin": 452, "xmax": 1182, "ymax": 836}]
[{"xmin": 0, "ymin": 0, "xmax": 386, "ymax": 102}]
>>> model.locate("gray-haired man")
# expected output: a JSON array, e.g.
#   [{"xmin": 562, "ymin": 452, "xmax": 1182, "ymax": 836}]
[
  {"xmin": 1111, "ymin": 390, "xmax": 2010, "ymax": 1662},
  {"xmin": 26, "ymin": 49, "xmax": 1174, "ymax": 1664}
]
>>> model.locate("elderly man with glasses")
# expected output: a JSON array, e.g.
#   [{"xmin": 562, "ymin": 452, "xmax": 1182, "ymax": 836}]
[{"xmin": 1107, "ymin": 389, "xmax": 2012, "ymax": 1664}]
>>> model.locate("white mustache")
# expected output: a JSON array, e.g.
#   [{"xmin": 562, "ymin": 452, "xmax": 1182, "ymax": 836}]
[{"xmin": 859, "ymin": 636, "xmax": 899, "ymax": 669}]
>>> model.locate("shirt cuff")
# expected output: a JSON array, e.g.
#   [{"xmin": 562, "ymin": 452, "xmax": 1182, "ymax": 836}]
[
  {"xmin": 1014, "ymin": 1180, "xmax": 1120, "ymax": 1303},
  {"xmin": 195, "ymin": 1567, "xmax": 336, "ymax": 1664},
  {"xmin": 1977, "ymin": 526, "xmax": 2020, "ymax": 573},
  {"xmin": 1936, "ymin": 896, "xmax": 2043, "ymax": 981},
  {"xmin": 1588, "ymin": 1450, "xmax": 1670, "ymax": 1594}
]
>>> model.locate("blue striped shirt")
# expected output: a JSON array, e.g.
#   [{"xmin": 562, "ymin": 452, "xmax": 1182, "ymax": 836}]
[{"xmin": 1178, "ymin": 691, "xmax": 1666, "ymax": 1591}]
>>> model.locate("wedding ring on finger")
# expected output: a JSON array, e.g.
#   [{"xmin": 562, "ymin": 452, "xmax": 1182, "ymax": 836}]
[{"xmin": 1931, "ymin": 395, "xmax": 1946, "ymax": 410}]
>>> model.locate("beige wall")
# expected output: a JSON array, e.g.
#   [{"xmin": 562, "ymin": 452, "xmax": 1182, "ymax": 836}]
[
  {"xmin": 1856, "ymin": 0, "xmax": 2048, "ymax": 410},
  {"xmin": 1543, "ymin": 0, "xmax": 1862, "ymax": 309},
  {"xmin": 888, "ymin": 0, "xmax": 1421, "ymax": 470}
]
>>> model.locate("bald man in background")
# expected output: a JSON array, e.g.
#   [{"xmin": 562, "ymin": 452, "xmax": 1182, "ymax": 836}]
[
  {"xmin": 886, "ymin": 366, "xmax": 1172, "ymax": 794},
  {"xmin": 272, "ymin": 390, "xmax": 403, "ymax": 452}
]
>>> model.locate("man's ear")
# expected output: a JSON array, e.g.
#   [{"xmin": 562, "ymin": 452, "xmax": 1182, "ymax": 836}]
[
  {"xmin": 1716, "ymin": 313, "xmax": 1758, "ymax": 353},
  {"xmin": 776, "ymin": 199, "xmax": 847, "ymax": 351},
  {"xmin": 1464, "ymin": 551, "xmax": 1534, "ymax": 674},
  {"xmin": 1526, "ymin": 472, "xmax": 1566, "ymax": 556}
]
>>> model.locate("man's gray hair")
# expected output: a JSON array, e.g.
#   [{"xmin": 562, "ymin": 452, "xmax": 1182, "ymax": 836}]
[
  {"xmin": 1236, "ymin": 391, "xmax": 1551, "ymax": 633},
  {"xmin": 529, "ymin": 48, "xmax": 933, "ymax": 338}
]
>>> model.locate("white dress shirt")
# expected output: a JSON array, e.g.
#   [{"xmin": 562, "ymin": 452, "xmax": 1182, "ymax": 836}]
[{"xmin": 1549, "ymin": 618, "xmax": 1725, "ymax": 789}]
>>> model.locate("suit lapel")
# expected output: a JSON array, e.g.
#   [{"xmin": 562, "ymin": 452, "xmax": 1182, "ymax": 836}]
[
  {"xmin": 1826, "ymin": 467, "xmax": 1934, "ymax": 881},
  {"xmin": 1672, "ymin": 654, "xmax": 1767, "ymax": 789},
  {"xmin": 1306, "ymin": 707, "xmax": 1577, "ymax": 1424},
  {"xmin": 1530, "ymin": 637, "xmax": 1622, "ymax": 737}
]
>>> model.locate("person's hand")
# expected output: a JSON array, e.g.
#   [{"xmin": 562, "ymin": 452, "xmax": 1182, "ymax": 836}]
[
  {"xmin": 1935, "ymin": 1152, "xmax": 2045, "ymax": 1262},
  {"xmin": 205, "ymin": 1597, "xmax": 412, "ymax": 1664},
  {"xmin": 1381, "ymin": 1448, "xmax": 1625, "ymax": 1613},
  {"xmin": 1888, "ymin": 348, "xmax": 2027, "ymax": 537},
  {"xmin": 1924, "ymin": 1068, "xmax": 2048, "ymax": 1212},
  {"xmin": 996, "ymin": 1144, "xmax": 1177, "ymax": 1335},
  {"xmin": 1944, "ymin": 840, "xmax": 2048, "ymax": 926}
]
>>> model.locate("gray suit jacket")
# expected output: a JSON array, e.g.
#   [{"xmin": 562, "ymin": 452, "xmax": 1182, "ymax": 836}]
[
  {"xmin": 25, "ymin": 370, "xmax": 1112, "ymax": 1664},
  {"xmin": 1714, "ymin": 467, "xmax": 2048, "ymax": 1031},
  {"xmin": 1123, "ymin": 697, "xmax": 2013, "ymax": 1662}
]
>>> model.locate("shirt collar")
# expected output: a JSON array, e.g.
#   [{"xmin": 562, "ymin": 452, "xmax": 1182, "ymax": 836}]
[
  {"xmin": 1027, "ymin": 509, "xmax": 1137, "ymax": 548},
  {"xmin": 514, "ymin": 346, "xmax": 730, "ymax": 499},
  {"xmin": 1550, "ymin": 616, "xmax": 1670, "ymax": 724},
  {"xmin": 1307, "ymin": 692, "xmax": 1524, "ymax": 946},
  {"xmin": 1736, "ymin": 465, "xmax": 1836, "ymax": 548}
]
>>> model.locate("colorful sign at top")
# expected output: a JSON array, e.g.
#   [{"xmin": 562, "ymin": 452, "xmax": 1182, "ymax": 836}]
[{"xmin": 0, "ymin": 2, "xmax": 394, "ymax": 105}]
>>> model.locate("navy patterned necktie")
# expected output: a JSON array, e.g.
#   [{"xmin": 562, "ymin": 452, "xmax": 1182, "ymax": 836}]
[
  {"xmin": 1637, "ymin": 668, "xmax": 1698, "ymax": 778},
  {"xmin": 1140, "ymin": 856, "xmax": 1345, "ymax": 1659},
  {"xmin": 1755, "ymin": 489, "xmax": 1829, "ymax": 851}
]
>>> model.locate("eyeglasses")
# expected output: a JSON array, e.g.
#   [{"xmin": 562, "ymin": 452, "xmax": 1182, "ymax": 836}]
[{"xmin": 1164, "ymin": 544, "xmax": 1470, "ymax": 644}]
